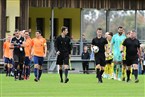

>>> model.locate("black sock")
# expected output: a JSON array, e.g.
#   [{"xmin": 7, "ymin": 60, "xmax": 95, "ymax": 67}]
[
  {"xmin": 64, "ymin": 69, "xmax": 68, "ymax": 79},
  {"xmin": 19, "ymin": 70, "xmax": 22, "ymax": 79},
  {"xmin": 99, "ymin": 70, "xmax": 104, "ymax": 81},
  {"xmin": 26, "ymin": 68, "xmax": 29, "ymax": 77},
  {"xmin": 96, "ymin": 69, "xmax": 100, "ymax": 78},
  {"xmin": 126, "ymin": 70, "xmax": 131, "ymax": 80},
  {"xmin": 133, "ymin": 70, "xmax": 138, "ymax": 80},
  {"xmin": 14, "ymin": 69, "xmax": 17, "ymax": 78},
  {"xmin": 59, "ymin": 69, "xmax": 63, "ymax": 80},
  {"xmin": 100, "ymin": 70, "xmax": 104, "ymax": 76},
  {"xmin": 38, "ymin": 70, "xmax": 42, "ymax": 80}
]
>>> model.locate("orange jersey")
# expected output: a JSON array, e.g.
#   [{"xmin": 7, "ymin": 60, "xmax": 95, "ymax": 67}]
[
  {"xmin": 24, "ymin": 38, "xmax": 32, "ymax": 57},
  {"xmin": 32, "ymin": 37, "xmax": 46, "ymax": 57},
  {"xmin": 3, "ymin": 41, "xmax": 10, "ymax": 58}
]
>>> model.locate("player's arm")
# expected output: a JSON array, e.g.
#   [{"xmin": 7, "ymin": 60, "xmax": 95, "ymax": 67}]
[
  {"xmin": 55, "ymin": 37, "xmax": 60, "ymax": 55},
  {"xmin": 21, "ymin": 38, "xmax": 26, "ymax": 48},
  {"xmin": 138, "ymin": 43, "xmax": 141, "ymax": 60},
  {"xmin": 9, "ymin": 38, "xmax": 15, "ymax": 49},
  {"xmin": 104, "ymin": 40, "xmax": 109, "ymax": 57},
  {"xmin": 91, "ymin": 39, "xmax": 95, "ymax": 52},
  {"xmin": 120, "ymin": 39, "xmax": 126, "ymax": 58},
  {"xmin": 43, "ymin": 40, "xmax": 47, "ymax": 57},
  {"xmin": 31, "ymin": 40, "xmax": 34, "ymax": 56}
]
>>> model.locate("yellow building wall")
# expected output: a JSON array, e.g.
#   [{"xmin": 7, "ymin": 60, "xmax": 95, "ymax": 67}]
[
  {"xmin": 29, "ymin": 8, "xmax": 80, "ymax": 40},
  {"xmin": 6, "ymin": 0, "xmax": 20, "ymax": 36}
]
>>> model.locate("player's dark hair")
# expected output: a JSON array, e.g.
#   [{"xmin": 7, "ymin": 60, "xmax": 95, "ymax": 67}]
[
  {"xmin": 118, "ymin": 26, "xmax": 123, "ymax": 29},
  {"xmin": 61, "ymin": 26, "xmax": 68, "ymax": 32},
  {"xmin": 24, "ymin": 30, "xmax": 29, "ymax": 33},
  {"xmin": 127, "ymin": 31, "xmax": 131, "ymax": 35},
  {"xmin": 108, "ymin": 32, "xmax": 113, "ymax": 36},
  {"xmin": 97, "ymin": 28, "xmax": 102, "ymax": 30},
  {"xmin": 14, "ymin": 29, "xmax": 19, "ymax": 32},
  {"xmin": 36, "ymin": 30, "xmax": 42, "ymax": 35}
]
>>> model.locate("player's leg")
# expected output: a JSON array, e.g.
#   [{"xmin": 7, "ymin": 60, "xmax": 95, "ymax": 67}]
[
  {"xmin": 126, "ymin": 57, "xmax": 132, "ymax": 82},
  {"xmin": 103, "ymin": 63, "xmax": 108, "ymax": 78},
  {"xmin": 99, "ymin": 57, "xmax": 106, "ymax": 83},
  {"xmin": 59, "ymin": 65, "xmax": 63, "ymax": 83},
  {"xmin": 82, "ymin": 62, "xmax": 85, "ymax": 74},
  {"xmin": 19, "ymin": 56, "xmax": 24, "ymax": 80},
  {"xmin": 107, "ymin": 59, "xmax": 113, "ymax": 79},
  {"xmin": 4, "ymin": 57, "xmax": 9, "ymax": 76},
  {"xmin": 13, "ymin": 55, "xmax": 19, "ymax": 80},
  {"xmin": 24, "ymin": 57, "xmax": 30, "ymax": 80},
  {"xmin": 86, "ymin": 62, "xmax": 89, "ymax": 74},
  {"xmin": 64, "ymin": 54, "xmax": 69, "ymax": 83},
  {"xmin": 37, "ymin": 57, "xmax": 44, "ymax": 81},
  {"xmin": 64, "ymin": 64, "xmax": 69, "ymax": 83},
  {"xmin": 33, "ymin": 56, "xmax": 39, "ymax": 82},
  {"xmin": 56, "ymin": 54, "xmax": 63, "ymax": 83},
  {"xmin": 133, "ymin": 63, "xmax": 139, "ymax": 83},
  {"xmin": 117, "ymin": 62, "xmax": 122, "ymax": 81}
]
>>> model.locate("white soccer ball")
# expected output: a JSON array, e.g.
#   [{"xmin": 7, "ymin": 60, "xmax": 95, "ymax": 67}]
[{"xmin": 92, "ymin": 46, "xmax": 99, "ymax": 53}]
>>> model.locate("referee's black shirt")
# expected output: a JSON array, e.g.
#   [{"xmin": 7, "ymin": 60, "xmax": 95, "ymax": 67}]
[
  {"xmin": 92, "ymin": 37, "xmax": 108, "ymax": 54},
  {"xmin": 11, "ymin": 36, "xmax": 25, "ymax": 55},
  {"xmin": 55, "ymin": 35, "xmax": 72, "ymax": 54},
  {"xmin": 122, "ymin": 38, "xmax": 140, "ymax": 56}
]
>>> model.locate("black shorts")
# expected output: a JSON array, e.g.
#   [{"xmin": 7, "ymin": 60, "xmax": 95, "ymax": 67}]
[
  {"xmin": 24, "ymin": 57, "xmax": 30, "ymax": 66},
  {"xmin": 13, "ymin": 54, "xmax": 25, "ymax": 64},
  {"xmin": 56, "ymin": 52, "xmax": 69, "ymax": 65},
  {"xmin": 126, "ymin": 56, "xmax": 138, "ymax": 66},
  {"xmin": 95, "ymin": 53, "xmax": 106, "ymax": 66},
  {"xmin": 106, "ymin": 59, "xmax": 113, "ymax": 64},
  {"xmin": 4, "ymin": 57, "xmax": 10, "ymax": 64},
  {"xmin": 122, "ymin": 60, "xmax": 127, "ymax": 65}
]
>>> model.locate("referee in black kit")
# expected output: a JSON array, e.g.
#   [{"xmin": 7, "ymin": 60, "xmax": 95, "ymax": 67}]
[
  {"xmin": 92, "ymin": 28, "xmax": 108, "ymax": 83},
  {"xmin": 55, "ymin": 26, "xmax": 72, "ymax": 83},
  {"xmin": 121, "ymin": 30, "xmax": 141, "ymax": 83}
]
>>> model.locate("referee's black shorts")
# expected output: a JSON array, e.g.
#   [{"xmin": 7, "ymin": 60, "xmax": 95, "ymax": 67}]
[
  {"xmin": 56, "ymin": 52, "xmax": 69, "ymax": 65},
  {"xmin": 95, "ymin": 53, "xmax": 106, "ymax": 66},
  {"xmin": 126, "ymin": 55, "xmax": 138, "ymax": 66}
]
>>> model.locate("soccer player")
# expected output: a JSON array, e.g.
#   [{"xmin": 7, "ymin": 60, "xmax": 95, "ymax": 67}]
[
  {"xmin": 121, "ymin": 30, "xmax": 141, "ymax": 83},
  {"xmin": 104, "ymin": 32, "xmax": 113, "ymax": 79},
  {"xmin": 32, "ymin": 30, "xmax": 47, "ymax": 82},
  {"xmin": 24, "ymin": 31, "xmax": 32, "ymax": 80},
  {"xmin": 55, "ymin": 26, "xmax": 72, "ymax": 83},
  {"xmin": 111, "ymin": 26, "xmax": 126, "ymax": 81},
  {"xmin": 3, "ymin": 35, "xmax": 11, "ymax": 76},
  {"xmin": 81, "ymin": 46, "xmax": 90, "ymax": 74},
  {"xmin": 10, "ymin": 30, "xmax": 25, "ymax": 80},
  {"xmin": 92, "ymin": 28, "xmax": 108, "ymax": 83},
  {"xmin": 121, "ymin": 31, "xmax": 131, "ymax": 81}
]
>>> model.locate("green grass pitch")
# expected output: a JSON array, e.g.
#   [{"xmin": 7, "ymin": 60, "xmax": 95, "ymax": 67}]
[{"xmin": 0, "ymin": 74, "xmax": 145, "ymax": 97}]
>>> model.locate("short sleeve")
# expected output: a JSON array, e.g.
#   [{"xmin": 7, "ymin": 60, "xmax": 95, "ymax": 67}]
[
  {"xmin": 122, "ymin": 39, "xmax": 127, "ymax": 46},
  {"xmin": 92, "ymin": 39, "xmax": 95, "ymax": 45}
]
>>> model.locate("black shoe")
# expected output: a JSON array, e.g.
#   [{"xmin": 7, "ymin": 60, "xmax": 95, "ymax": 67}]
[
  {"xmin": 34, "ymin": 78, "xmax": 38, "ymax": 82},
  {"xmin": 14, "ymin": 76, "xmax": 18, "ymax": 81},
  {"xmin": 126, "ymin": 79, "xmax": 131, "ymax": 83},
  {"xmin": 135, "ymin": 79, "xmax": 139, "ymax": 83},
  {"xmin": 122, "ymin": 77, "xmax": 125, "ymax": 81},
  {"xmin": 60, "ymin": 79, "xmax": 63, "ymax": 83},
  {"xmin": 100, "ymin": 78, "xmax": 103, "ymax": 83},
  {"xmin": 19, "ymin": 77, "xmax": 24, "ymax": 80},
  {"xmin": 98, "ymin": 79, "xmax": 103, "ymax": 83},
  {"xmin": 64, "ymin": 78, "xmax": 69, "ymax": 83}
]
